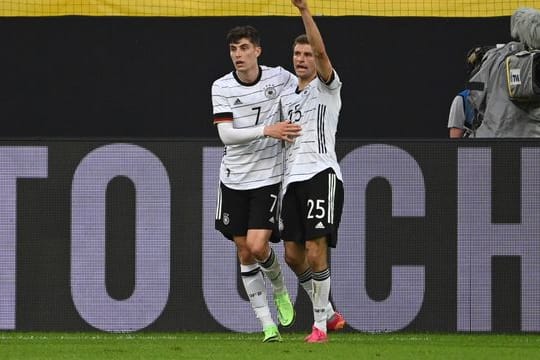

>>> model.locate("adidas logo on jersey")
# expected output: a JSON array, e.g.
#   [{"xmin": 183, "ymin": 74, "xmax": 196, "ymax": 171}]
[
  {"xmin": 234, "ymin": 98, "xmax": 243, "ymax": 105},
  {"xmin": 268, "ymin": 216, "xmax": 275, "ymax": 224},
  {"xmin": 315, "ymin": 222, "xmax": 325, "ymax": 229}
]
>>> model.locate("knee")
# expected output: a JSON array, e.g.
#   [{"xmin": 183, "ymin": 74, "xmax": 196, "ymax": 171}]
[
  {"xmin": 245, "ymin": 230, "xmax": 272, "ymax": 261},
  {"xmin": 249, "ymin": 242, "xmax": 269, "ymax": 262},
  {"xmin": 284, "ymin": 251, "xmax": 299, "ymax": 268},
  {"xmin": 306, "ymin": 243, "xmax": 327, "ymax": 270}
]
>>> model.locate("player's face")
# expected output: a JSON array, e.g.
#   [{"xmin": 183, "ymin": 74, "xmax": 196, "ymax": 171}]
[
  {"xmin": 229, "ymin": 38, "xmax": 261, "ymax": 73},
  {"xmin": 293, "ymin": 43, "xmax": 316, "ymax": 81}
]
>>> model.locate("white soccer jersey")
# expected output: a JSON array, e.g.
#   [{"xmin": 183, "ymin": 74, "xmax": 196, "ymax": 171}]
[
  {"xmin": 212, "ymin": 65, "xmax": 296, "ymax": 190},
  {"xmin": 280, "ymin": 69, "xmax": 343, "ymax": 192}
]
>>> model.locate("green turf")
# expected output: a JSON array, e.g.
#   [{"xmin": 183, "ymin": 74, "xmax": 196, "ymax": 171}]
[{"xmin": 0, "ymin": 332, "xmax": 539, "ymax": 359}]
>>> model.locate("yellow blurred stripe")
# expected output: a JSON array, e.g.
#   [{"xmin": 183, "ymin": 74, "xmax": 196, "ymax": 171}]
[{"xmin": 0, "ymin": 0, "xmax": 539, "ymax": 17}]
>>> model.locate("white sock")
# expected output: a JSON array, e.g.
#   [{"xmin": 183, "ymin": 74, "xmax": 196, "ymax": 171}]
[
  {"xmin": 298, "ymin": 268, "xmax": 314, "ymax": 300},
  {"xmin": 326, "ymin": 303, "xmax": 336, "ymax": 320},
  {"xmin": 299, "ymin": 268, "xmax": 334, "ymax": 320},
  {"xmin": 312, "ymin": 269, "xmax": 331, "ymax": 333},
  {"xmin": 258, "ymin": 248, "xmax": 286, "ymax": 295},
  {"xmin": 240, "ymin": 263, "xmax": 274, "ymax": 329}
]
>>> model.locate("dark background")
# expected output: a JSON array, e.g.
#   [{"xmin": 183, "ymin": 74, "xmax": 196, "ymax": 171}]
[{"xmin": 0, "ymin": 16, "xmax": 511, "ymax": 138}]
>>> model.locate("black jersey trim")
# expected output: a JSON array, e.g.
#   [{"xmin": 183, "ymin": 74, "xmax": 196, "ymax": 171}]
[
  {"xmin": 317, "ymin": 104, "xmax": 327, "ymax": 153},
  {"xmin": 232, "ymin": 66, "xmax": 263, "ymax": 86},
  {"xmin": 213, "ymin": 112, "xmax": 233, "ymax": 124}
]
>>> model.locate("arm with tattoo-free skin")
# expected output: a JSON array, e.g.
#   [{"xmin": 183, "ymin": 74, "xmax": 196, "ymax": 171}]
[{"xmin": 291, "ymin": 0, "xmax": 333, "ymax": 82}]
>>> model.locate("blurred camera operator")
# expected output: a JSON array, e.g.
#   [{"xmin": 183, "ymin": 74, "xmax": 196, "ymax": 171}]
[{"xmin": 469, "ymin": 7, "xmax": 540, "ymax": 137}]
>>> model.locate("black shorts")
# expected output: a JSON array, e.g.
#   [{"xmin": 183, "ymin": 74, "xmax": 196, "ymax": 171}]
[
  {"xmin": 280, "ymin": 168, "xmax": 344, "ymax": 248},
  {"xmin": 215, "ymin": 182, "xmax": 281, "ymax": 243}
]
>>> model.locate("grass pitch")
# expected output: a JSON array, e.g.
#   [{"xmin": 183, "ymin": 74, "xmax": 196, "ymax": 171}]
[{"xmin": 0, "ymin": 332, "xmax": 539, "ymax": 359}]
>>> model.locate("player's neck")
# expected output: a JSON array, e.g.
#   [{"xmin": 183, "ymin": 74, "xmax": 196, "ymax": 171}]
[
  {"xmin": 297, "ymin": 74, "xmax": 316, "ymax": 91},
  {"xmin": 235, "ymin": 65, "xmax": 260, "ymax": 85}
]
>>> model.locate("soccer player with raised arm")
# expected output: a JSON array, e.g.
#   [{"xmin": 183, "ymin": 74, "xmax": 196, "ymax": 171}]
[
  {"xmin": 211, "ymin": 25, "xmax": 301, "ymax": 342},
  {"xmin": 280, "ymin": 0, "xmax": 346, "ymax": 343}
]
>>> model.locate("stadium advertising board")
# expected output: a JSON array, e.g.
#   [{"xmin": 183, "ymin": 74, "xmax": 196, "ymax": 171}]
[{"xmin": 0, "ymin": 140, "xmax": 536, "ymax": 332}]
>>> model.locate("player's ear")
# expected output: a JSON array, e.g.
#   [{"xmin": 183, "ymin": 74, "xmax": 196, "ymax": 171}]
[{"xmin": 255, "ymin": 46, "xmax": 262, "ymax": 58}]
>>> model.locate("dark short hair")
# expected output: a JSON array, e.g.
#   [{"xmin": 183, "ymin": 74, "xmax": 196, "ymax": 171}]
[
  {"xmin": 226, "ymin": 25, "xmax": 261, "ymax": 46},
  {"xmin": 292, "ymin": 34, "xmax": 309, "ymax": 50}
]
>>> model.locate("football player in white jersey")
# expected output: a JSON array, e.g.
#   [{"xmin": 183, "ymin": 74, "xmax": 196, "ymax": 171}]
[
  {"xmin": 211, "ymin": 25, "xmax": 301, "ymax": 342},
  {"xmin": 280, "ymin": 0, "xmax": 345, "ymax": 343}
]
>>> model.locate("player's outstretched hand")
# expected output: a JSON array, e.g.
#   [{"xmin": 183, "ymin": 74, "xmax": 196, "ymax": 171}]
[
  {"xmin": 291, "ymin": 0, "xmax": 308, "ymax": 11},
  {"xmin": 264, "ymin": 121, "xmax": 301, "ymax": 143}
]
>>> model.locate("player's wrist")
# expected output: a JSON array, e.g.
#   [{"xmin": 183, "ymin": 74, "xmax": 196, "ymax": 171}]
[{"xmin": 261, "ymin": 125, "xmax": 269, "ymax": 138}]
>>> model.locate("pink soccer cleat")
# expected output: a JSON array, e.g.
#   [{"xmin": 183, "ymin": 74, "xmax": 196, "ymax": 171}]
[
  {"xmin": 304, "ymin": 326, "xmax": 328, "ymax": 343},
  {"xmin": 327, "ymin": 311, "xmax": 346, "ymax": 331}
]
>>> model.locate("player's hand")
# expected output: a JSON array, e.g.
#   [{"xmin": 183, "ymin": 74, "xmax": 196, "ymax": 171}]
[
  {"xmin": 291, "ymin": 0, "xmax": 308, "ymax": 11},
  {"xmin": 264, "ymin": 121, "xmax": 301, "ymax": 143}
]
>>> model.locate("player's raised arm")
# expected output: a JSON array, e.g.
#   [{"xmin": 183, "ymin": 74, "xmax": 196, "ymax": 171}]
[{"xmin": 291, "ymin": 0, "xmax": 333, "ymax": 82}]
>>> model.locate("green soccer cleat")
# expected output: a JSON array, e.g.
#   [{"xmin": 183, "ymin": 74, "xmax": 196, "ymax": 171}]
[
  {"xmin": 262, "ymin": 324, "xmax": 282, "ymax": 343},
  {"xmin": 274, "ymin": 291, "xmax": 296, "ymax": 327}
]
